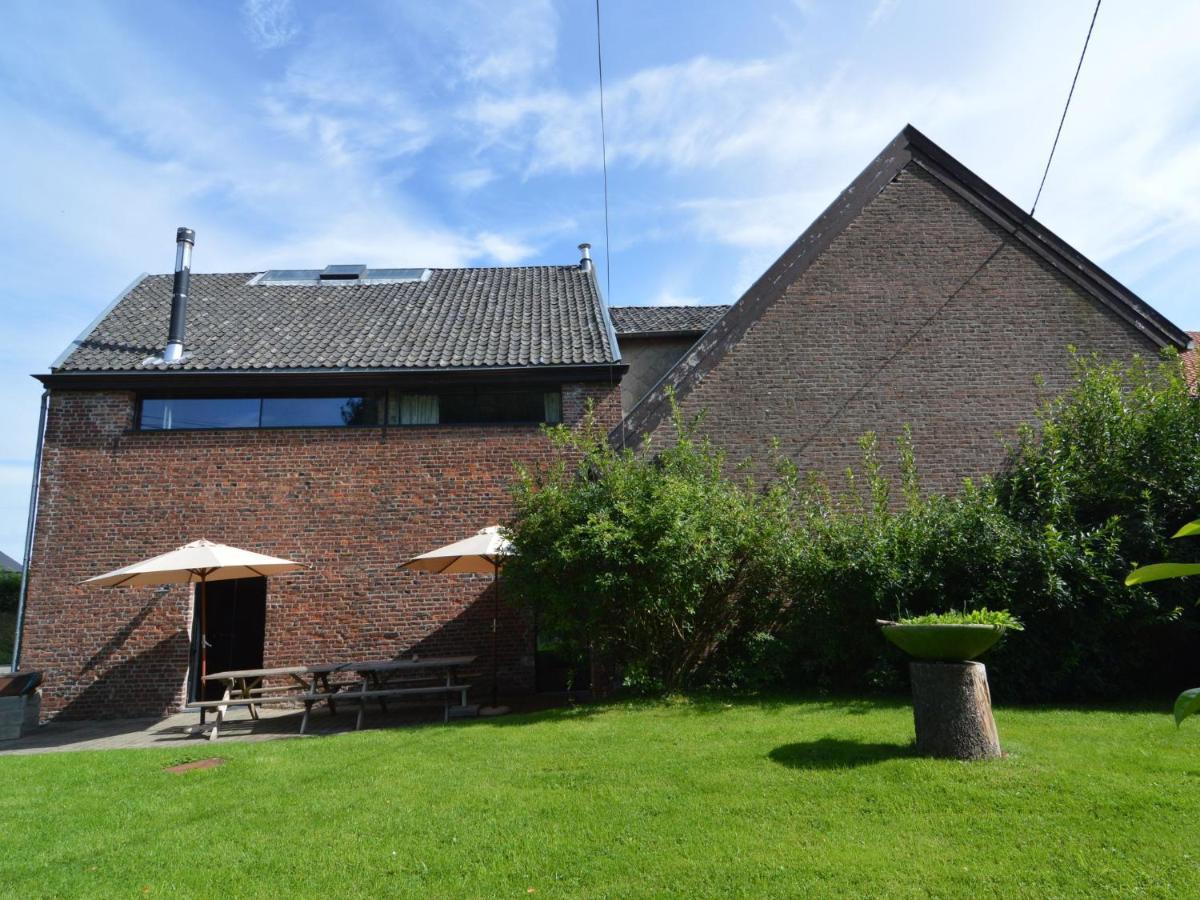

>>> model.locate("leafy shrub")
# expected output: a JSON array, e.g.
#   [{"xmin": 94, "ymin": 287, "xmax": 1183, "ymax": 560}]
[
  {"xmin": 784, "ymin": 351, "xmax": 1200, "ymax": 701},
  {"xmin": 503, "ymin": 351, "xmax": 1198, "ymax": 702},
  {"xmin": 898, "ymin": 609, "xmax": 1024, "ymax": 630},
  {"xmin": 1126, "ymin": 517, "xmax": 1200, "ymax": 725},
  {"xmin": 503, "ymin": 403, "xmax": 795, "ymax": 692},
  {"xmin": 0, "ymin": 569, "xmax": 19, "ymax": 667}
]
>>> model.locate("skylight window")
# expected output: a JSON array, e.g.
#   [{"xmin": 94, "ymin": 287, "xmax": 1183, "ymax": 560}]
[
  {"xmin": 252, "ymin": 268, "xmax": 431, "ymax": 286},
  {"xmin": 320, "ymin": 264, "xmax": 367, "ymax": 280},
  {"xmin": 360, "ymin": 268, "xmax": 431, "ymax": 284}
]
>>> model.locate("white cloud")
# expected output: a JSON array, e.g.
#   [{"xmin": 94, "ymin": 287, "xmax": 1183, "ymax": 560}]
[
  {"xmin": 450, "ymin": 167, "xmax": 497, "ymax": 192},
  {"xmin": 464, "ymin": 0, "xmax": 1200, "ymax": 332},
  {"xmin": 461, "ymin": 0, "xmax": 558, "ymax": 85},
  {"xmin": 262, "ymin": 45, "xmax": 431, "ymax": 169},
  {"xmin": 648, "ymin": 289, "xmax": 704, "ymax": 307},
  {"xmin": 474, "ymin": 233, "xmax": 535, "ymax": 265},
  {"xmin": 242, "ymin": 0, "xmax": 300, "ymax": 50},
  {"xmin": 867, "ymin": 0, "xmax": 900, "ymax": 27}
]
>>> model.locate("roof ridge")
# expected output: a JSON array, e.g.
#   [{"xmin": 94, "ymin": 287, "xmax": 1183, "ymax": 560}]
[
  {"xmin": 612, "ymin": 124, "xmax": 1192, "ymax": 449},
  {"xmin": 48, "ymin": 266, "xmax": 621, "ymax": 374}
]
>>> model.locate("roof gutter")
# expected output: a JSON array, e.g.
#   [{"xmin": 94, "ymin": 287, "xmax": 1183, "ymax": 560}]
[
  {"xmin": 614, "ymin": 329, "xmax": 709, "ymax": 341},
  {"xmin": 33, "ymin": 362, "xmax": 630, "ymax": 392}
]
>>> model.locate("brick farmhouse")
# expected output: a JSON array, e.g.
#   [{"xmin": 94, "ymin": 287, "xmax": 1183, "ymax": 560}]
[{"xmin": 15, "ymin": 126, "xmax": 1194, "ymax": 719}]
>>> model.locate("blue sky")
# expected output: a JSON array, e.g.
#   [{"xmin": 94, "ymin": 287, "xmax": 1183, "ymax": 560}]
[{"xmin": 1, "ymin": 0, "xmax": 1197, "ymax": 560}]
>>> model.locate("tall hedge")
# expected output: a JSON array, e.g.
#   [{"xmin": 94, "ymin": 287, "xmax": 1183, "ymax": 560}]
[
  {"xmin": 503, "ymin": 408, "xmax": 795, "ymax": 692},
  {"xmin": 785, "ymin": 351, "xmax": 1200, "ymax": 701},
  {"xmin": 503, "ymin": 352, "xmax": 1199, "ymax": 701},
  {"xmin": 0, "ymin": 569, "xmax": 19, "ymax": 668}
]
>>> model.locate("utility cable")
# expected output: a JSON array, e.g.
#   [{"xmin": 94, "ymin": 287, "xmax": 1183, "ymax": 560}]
[
  {"xmin": 1031, "ymin": 0, "xmax": 1102, "ymax": 217},
  {"xmin": 794, "ymin": 0, "xmax": 1102, "ymax": 457}
]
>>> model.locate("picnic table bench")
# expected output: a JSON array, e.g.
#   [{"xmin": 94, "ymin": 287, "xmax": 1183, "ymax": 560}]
[{"xmin": 200, "ymin": 655, "xmax": 475, "ymax": 740}]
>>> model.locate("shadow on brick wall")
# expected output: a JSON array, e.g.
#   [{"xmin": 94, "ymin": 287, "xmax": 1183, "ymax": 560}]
[
  {"xmin": 403, "ymin": 581, "xmax": 534, "ymax": 695},
  {"xmin": 56, "ymin": 630, "xmax": 190, "ymax": 720},
  {"xmin": 78, "ymin": 598, "xmax": 162, "ymax": 676}
]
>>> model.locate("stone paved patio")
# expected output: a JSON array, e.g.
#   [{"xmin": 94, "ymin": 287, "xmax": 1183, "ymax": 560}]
[
  {"xmin": 0, "ymin": 704, "xmax": 456, "ymax": 755},
  {"xmin": 0, "ymin": 693, "xmax": 573, "ymax": 756}
]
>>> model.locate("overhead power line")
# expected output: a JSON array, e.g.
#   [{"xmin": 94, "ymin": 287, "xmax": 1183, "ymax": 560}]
[
  {"xmin": 793, "ymin": 1, "xmax": 1104, "ymax": 456},
  {"xmin": 594, "ymin": 0, "xmax": 612, "ymax": 304},
  {"xmin": 1030, "ymin": 0, "xmax": 1102, "ymax": 216}
]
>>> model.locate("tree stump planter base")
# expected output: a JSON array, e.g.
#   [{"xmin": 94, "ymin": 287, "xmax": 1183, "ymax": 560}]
[{"xmin": 909, "ymin": 661, "xmax": 1001, "ymax": 760}]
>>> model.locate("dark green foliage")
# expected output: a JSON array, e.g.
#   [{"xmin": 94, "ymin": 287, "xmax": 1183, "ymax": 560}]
[
  {"xmin": 503, "ymin": 403, "xmax": 795, "ymax": 692},
  {"xmin": 898, "ymin": 609, "xmax": 1024, "ymax": 629},
  {"xmin": 1126, "ymin": 516, "xmax": 1200, "ymax": 724},
  {"xmin": 504, "ymin": 352, "xmax": 1199, "ymax": 701},
  {"xmin": 0, "ymin": 569, "xmax": 19, "ymax": 667},
  {"xmin": 784, "ymin": 438, "xmax": 1041, "ymax": 694},
  {"xmin": 785, "ymin": 351, "xmax": 1200, "ymax": 701}
]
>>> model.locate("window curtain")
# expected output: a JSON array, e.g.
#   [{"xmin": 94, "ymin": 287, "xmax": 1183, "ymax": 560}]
[
  {"xmin": 399, "ymin": 394, "xmax": 439, "ymax": 425},
  {"xmin": 543, "ymin": 391, "xmax": 563, "ymax": 424}
]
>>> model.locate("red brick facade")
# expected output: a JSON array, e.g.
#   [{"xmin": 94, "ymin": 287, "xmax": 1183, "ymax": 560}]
[
  {"xmin": 21, "ymin": 381, "xmax": 621, "ymax": 719},
  {"xmin": 638, "ymin": 166, "xmax": 1165, "ymax": 494}
]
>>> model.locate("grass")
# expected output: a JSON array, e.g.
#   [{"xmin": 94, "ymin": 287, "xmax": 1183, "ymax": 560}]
[{"xmin": 2, "ymin": 695, "xmax": 1198, "ymax": 897}]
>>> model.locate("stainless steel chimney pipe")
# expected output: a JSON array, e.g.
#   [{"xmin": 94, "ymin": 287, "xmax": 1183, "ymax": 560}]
[{"xmin": 163, "ymin": 227, "xmax": 195, "ymax": 363}]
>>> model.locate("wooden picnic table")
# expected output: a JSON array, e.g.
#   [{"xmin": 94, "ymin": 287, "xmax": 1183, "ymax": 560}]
[
  {"xmin": 339, "ymin": 656, "xmax": 476, "ymax": 728},
  {"xmin": 200, "ymin": 655, "xmax": 476, "ymax": 740}
]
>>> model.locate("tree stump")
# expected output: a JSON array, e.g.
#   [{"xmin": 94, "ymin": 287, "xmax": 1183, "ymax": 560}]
[{"xmin": 909, "ymin": 661, "xmax": 1001, "ymax": 760}]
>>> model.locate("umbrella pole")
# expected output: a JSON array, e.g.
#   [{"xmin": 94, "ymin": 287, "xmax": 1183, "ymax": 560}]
[
  {"xmin": 200, "ymin": 574, "xmax": 209, "ymax": 700},
  {"xmin": 491, "ymin": 562, "xmax": 500, "ymax": 709}
]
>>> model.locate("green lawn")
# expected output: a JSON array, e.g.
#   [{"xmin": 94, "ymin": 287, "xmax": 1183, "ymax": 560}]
[{"xmin": 2, "ymin": 696, "xmax": 1198, "ymax": 897}]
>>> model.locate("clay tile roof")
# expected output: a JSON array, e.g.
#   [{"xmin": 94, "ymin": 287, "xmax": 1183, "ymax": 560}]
[
  {"xmin": 54, "ymin": 267, "xmax": 618, "ymax": 372},
  {"xmin": 1183, "ymin": 332, "xmax": 1199, "ymax": 393},
  {"xmin": 608, "ymin": 305, "xmax": 730, "ymax": 336}
]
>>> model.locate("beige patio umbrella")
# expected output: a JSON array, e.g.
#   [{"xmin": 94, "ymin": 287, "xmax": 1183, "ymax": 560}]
[
  {"xmin": 83, "ymin": 539, "xmax": 305, "ymax": 688},
  {"xmin": 402, "ymin": 526, "xmax": 512, "ymax": 713}
]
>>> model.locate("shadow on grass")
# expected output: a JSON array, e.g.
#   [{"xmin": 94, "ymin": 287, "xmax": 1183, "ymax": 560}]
[
  {"xmin": 464, "ymin": 691, "xmax": 916, "ymax": 730},
  {"xmin": 769, "ymin": 737, "xmax": 916, "ymax": 769}
]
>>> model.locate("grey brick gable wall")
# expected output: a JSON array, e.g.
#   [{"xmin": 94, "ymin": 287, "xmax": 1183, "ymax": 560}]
[{"xmin": 631, "ymin": 164, "xmax": 1164, "ymax": 495}]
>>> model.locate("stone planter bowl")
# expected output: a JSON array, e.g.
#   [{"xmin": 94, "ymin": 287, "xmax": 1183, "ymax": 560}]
[{"xmin": 880, "ymin": 623, "xmax": 1006, "ymax": 662}]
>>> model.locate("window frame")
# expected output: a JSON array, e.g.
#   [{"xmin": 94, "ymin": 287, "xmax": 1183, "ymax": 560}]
[{"xmin": 134, "ymin": 385, "xmax": 565, "ymax": 432}]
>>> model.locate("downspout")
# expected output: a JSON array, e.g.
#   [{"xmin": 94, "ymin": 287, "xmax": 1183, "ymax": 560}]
[{"xmin": 12, "ymin": 389, "xmax": 49, "ymax": 671}]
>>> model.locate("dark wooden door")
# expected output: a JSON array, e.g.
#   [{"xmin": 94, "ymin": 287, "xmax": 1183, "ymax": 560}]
[{"xmin": 191, "ymin": 577, "xmax": 267, "ymax": 701}]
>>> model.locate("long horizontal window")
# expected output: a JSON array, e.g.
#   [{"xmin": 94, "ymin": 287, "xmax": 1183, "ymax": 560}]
[{"xmin": 138, "ymin": 388, "xmax": 563, "ymax": 430}]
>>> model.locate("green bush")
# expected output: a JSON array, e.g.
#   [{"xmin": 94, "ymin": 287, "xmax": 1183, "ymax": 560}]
[
  {"xmin": 503, "ymin": 351, "xmax": 1199, "ymax": 701},
  {"xmin": 503, "ymin": 403, "xmax": 795, "ymax": 692},
  {"xmin": 0, "ymin": 569, "xmax": 19, "ymax": 668},
  {"xmin": 783, "ymin": 434, "xmax": 1043, "ymax": 694},
  {"xmin": 784, "ymin": 351, "xmax": 1200, "ymax": 701}
]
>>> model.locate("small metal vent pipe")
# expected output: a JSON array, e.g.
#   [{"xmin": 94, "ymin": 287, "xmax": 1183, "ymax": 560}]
[
  {"xmin": 578, "ymin": 242, "xmax": 593, "ymax": 273},
  {"xmin": 164, "ymin": 227, "xmax": 195, "ymax": 363}
]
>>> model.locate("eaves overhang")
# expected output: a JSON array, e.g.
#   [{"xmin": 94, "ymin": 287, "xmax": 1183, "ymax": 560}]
[{"xmin": 34, "ymin": 362, "xmax": 629, "ymax": 393}]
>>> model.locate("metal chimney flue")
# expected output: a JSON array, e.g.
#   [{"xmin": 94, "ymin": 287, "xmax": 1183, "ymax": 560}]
[
  {"xmin": 163, "ymin": 227, "xmax": 195, "ymax": 363},
  {"xmin": 578, "ymin": 242, "xmax": 593, "ymax": 273}
]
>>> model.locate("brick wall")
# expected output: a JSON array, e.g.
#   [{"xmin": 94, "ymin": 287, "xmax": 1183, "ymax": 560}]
[
  {"xmin": 619, "ymin": 336, "xmax": 699, "ymax": 414},
  {"xmin": 21, "ymin": 380, "xmax": 621, "ymax": 719},
  {"xmin": 646, "ymin": 165, "xmax": 1162, "ymax": 494}
]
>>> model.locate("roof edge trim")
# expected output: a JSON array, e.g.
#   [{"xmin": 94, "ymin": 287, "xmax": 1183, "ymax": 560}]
[
  {"xmin": 612, "ymin": 128, "xmax": 914, "ymax": 449},
  {"xmin": 612, "ymin": 124, "xmax": 1193, "ymax": 450},
  {"xmin": 34, "ymin": 362, "xmax": 630, "ymax": 391},
  {"xmin": 51, "ymin": 273, "xmax": 150, "ymax": 371}
]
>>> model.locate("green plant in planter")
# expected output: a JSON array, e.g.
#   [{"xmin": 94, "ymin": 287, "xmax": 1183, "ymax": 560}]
[
  {"xmin": 898, "ymin": 609, "xmax": 1025, "ymax": 630},
  {"xmin": 880, "ymin": 608, "xmax": 1023, "ymax": 661},
  {"xmin": 1126, "ymin": 517, "xmax": 1200, "ymax": 725}
]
